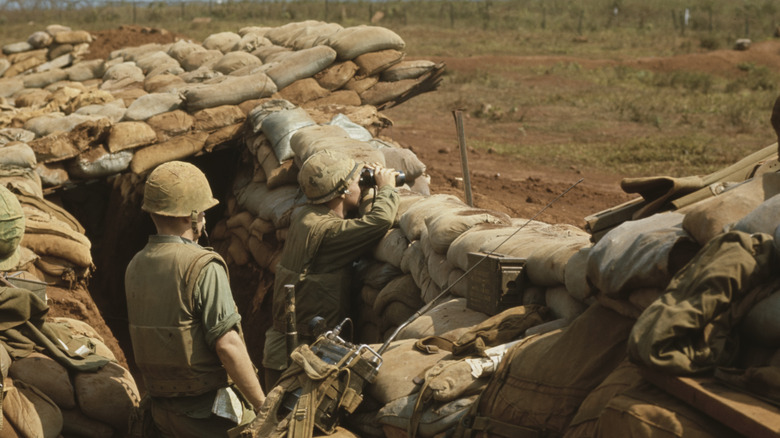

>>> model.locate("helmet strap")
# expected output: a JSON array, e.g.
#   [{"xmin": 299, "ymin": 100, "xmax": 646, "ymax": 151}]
[{"xmin": 191, "ymin": 210, "xmax": 209, "ymax": 246}]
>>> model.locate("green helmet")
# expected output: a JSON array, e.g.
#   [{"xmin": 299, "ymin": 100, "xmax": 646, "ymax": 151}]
[
  {"xmin": 298, "ymin": 150, "xmax": 361, "ymax": 204},
  {"xmin": 142, "ymin": 161, "xmax": 218, "ymax": 217},
  {"xmin": 0, "ymin": 186, "xmax": 25, "ymax": 271}
]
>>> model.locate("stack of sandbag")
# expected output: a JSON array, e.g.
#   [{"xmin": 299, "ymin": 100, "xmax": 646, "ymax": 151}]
[
  {"xmin": 0, "ymin": 21, "xmax": 444, "ymax": 191},
  {"xmin": 1, "ymin": 316, "xmax": 139, "ymax": 438},
  {"xmin": 0, "ymin": 25, "xmax": 92, "ymax": 82}
]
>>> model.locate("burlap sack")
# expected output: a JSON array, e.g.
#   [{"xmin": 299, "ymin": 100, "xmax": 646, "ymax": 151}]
[
  {"xmin": 123, "ymin": 92, "xmax": 183, "ymax": 122},
  {"xmin": 360, "ymin": 261, "xmax": 402, "ymax": 293},
  {"xmin": 166, "ymin": 40, "xmax": 206, "ymax": 63},
  {"xmin": 324, "ymin": 25, "xmax": 406, "ymax": 60},
  {"xmin": 235, "ymin": 182, "xmax": 303, "ymax": 228},
  {"xmin": 183, "ymin": 72, "xmax": 277, "ymax": 111},
  {"xmin": 202, "ymin": 31, "xmax": 241, "ymax": 53},
  {"xmin": 74, "ymin": 102, "xmax": 127, "ymax": 123},
  {"xmin": 426, "ymin": 206, "xmax": 511, "ymax": 255},
  {"xmin": 0, "ymin": 143, "xmax": 36, "ymax": 169},
  {"xmin": 102, "ymin": 62, "xmax": 143, "ymax": 82},
  {"xmin": 135, "ymin": 51, "xmax": 178, "ymax": 74},
  {"xmin": 588, "ymin": 212, "xmax": 700, "ymax": 298},
  {"xmin": 2, "ymin": 378, "xmax": 63, "ymax": 438},
  {"xmin": 8, "ymin": 351, "xmax": 76, "ymax": 409},
  {"xmin": 545, "ymin": 285, "xmax": 588, "ymax": 321},
  {"xmin": 367, "ymin": 338, "xmax": 452, "ymax": 405},
  {"xmin": 14, "ymin": 89, "xmax": 51, "ymax": 107},
  {"xmin": 213, "ymin": 51, "xmax": 262, "ymax": 74},
  {"xmin": 427, "ymin": 250, "xmax": 454, "ymax": 290},
  {"xmin": 732, "ymin": 193, "xmax": 780, "ymax": 237},
  {"xmin": 471, "ymin": 304, "xmax": 635, "ymax": 435},
  {"xmin": 314, "ymin": 61, "xmax": 358, "ymax": 91},
  {"xmin": 525, "ymin": 232, "xmax": 591, "ymax": 287},
  {"xmin": 193, "ymin": 105, "xmax": 245, "ymax": 132},
  {"xmin": 381, "ymin": 60, "xmax": 437, "ymax": 82},
  {"xmin": 180, "ymin": 49, "xmax": 222, "ymax": 71},
  {"xmin": 73, "ymin": 362, "xmax": 140, "ymax": 431},
  {"xmin": 447, "ymin": 268, "xmax": 469, "ymax": 298},
  {"xmin": 395, "ymin": 297, "xmax": 489, "ymax": 341},
  {"xmin": 0, "ymin": 78, "xmax": 24, "ymax": 98},
  {"xmin": 25, "ymin": 113, "xmax": 105, "ymax": 138},
  {"xmin": 374, "ymin": 274, "xmax": 423, "ymax": 318},
  {"xmin": 106, "ymin": 121, "xmax": 156, "ymax": 152},
  {"xmin": 130, "ymin": 131, "xmax": 208, "ymax": 174},
  {"xmin": 65, "ymin": 59, "xmax": 105, "ymax": 82},
  {"xmin": 277, "ymin": 78, "xmax": 330, "ymax": 104},
  {"xmin": 399, "ymin": 194, "xmax": 463, "ymax": 241},
  {"xmin": 205, "ymin": 123, "xmax": 245, "ymax": 152},
  {"xmin": 305, "ymin": 90, "xmax": 363, "ymax": 108},
  {"xmin": 146, "ymin": 110, "xmax": 194, "ymax": 142},
  {"xmin": 54, "ymin": 30, "xmax": 91, "ymax": 44},
  {"xmin": 265, "ymin": 45, "xmax": 337, "ymax": 90},
  {"xmin": 68, "ymin": 146, "xmax": 133, "ymax": 179},
  {"xmin": 374, "ymin": 227, "xmax": 409, "ymax": 267},
  {"xmin": 681, "ymin": 172, "xmax": 780, "ymax": 245},
  {"xmin": 360, "ymin": 78, "xmax": 419, "ymax": 106},
  {"xmin": 353, "ymin": 49, "xmax": 404, "ymax": 77},
  {"xmin": 143, "ymin": 73, "xmax": 186, "ymax": 93},
  {"xmin": 381, "ymin": 146, "xmax": 426, "ymax": 182},
  {"xmin": 289, "ymin": 124, "xmax": 348, "ymax": 163},
  {"xmin": 564, "ymin": 246, "xmax": 594, "ymax": 302}
]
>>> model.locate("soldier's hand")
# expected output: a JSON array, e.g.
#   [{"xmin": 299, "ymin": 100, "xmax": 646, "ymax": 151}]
[{"xmin": 373, "ymin": 165, "xmax": 399, "ymax": 188}]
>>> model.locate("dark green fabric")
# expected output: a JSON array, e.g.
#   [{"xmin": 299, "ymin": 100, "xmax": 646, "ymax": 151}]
[
  {"xmin": 628, "ymin": 231, "xmax": 776, "ymax": 375},
  {"xmin": 0, "ymin": 286, "xmax": 109, "ymax": 372}
]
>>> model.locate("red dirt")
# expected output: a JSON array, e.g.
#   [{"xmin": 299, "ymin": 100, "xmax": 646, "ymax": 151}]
[{"xmin": 85, "ymin": 25, "xmax": 183, "ymax": 60}]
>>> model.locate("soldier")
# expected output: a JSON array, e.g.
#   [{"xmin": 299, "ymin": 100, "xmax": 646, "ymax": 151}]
[
  {"xmin": 262, "ymin": 150, "xmax": 400, "ymax": 388},
  {"xmin": 125, "ymin": 161, "xmax": 265, "ymax": 437}
]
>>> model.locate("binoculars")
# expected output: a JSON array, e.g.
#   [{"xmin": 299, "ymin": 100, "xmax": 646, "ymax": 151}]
[{"xmin": 358, "ymin": 167, "xmax": 406, "ymax": 188}]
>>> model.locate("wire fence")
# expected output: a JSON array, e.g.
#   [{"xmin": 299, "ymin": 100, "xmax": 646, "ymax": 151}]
[{"xmin": 0, "ymin": 0, "xmax": 776, "ymax": 41}]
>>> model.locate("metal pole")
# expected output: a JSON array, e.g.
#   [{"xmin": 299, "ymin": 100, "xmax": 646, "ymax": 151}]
[
  {"xmin": 284, "ymin": 284, "xmax": 298, "ymax": 366},
  {"xmin": 452, "ymin": 110, "xmax": 474, "ymax": 207}
]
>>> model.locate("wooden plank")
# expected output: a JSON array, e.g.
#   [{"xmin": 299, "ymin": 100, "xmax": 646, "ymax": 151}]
[{"xmin": 641, "ymin": 368, "xmax": 780, "ymax": 438}]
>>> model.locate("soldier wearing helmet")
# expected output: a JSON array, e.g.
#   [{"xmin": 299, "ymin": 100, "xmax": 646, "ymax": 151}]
[
  {"xmin": 125, "ymin": 161, "xmax": 265, "ymax": 437},
  {"xmin": 262, "ymin": 150, "xmax": 400, "ymax": 388},
  {"xmin": 0, "ymin": 185, "xmax": 25, "ymax": 272}
]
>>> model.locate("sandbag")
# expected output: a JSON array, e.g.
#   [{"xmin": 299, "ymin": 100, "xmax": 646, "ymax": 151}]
[
  {"xmin": 135, "ymin": 50, "xmax": 178, "ymax": 74},
  {"xmin": 360, "ymin": 261, "xmax": 403, "ymax": 292},
  {"xmin": 399, "ymin": 194, "xmax": 463, "ymax": 241},
  {"xmin": 0, "ymin": 128, "xmax": 35, "ymax": 145},
  {"xmin": 360, "ymin": 78, "xmax": 419, "ymax": 106},
  {"xmin": 236, "ymin": 32, "xmax": 272, "ymax": 52},
  {"xmin": 305, "ymin": 89, "xmax": 362, "ymax": 108},
  {"xmin": 205, "ymin": 123, "xmax": 245, "ymax": 152},
  {"xmin": 74, "ymin": 102, "xmax": 127, "ymax": 123},
  {"xmin": 367, "ymin": 338, "xmax": 452, "ymax": 405},
  {"xmin": 22, "ymin": 68, "xmax": 68, "ymax": 89},
  {"xmin": 54, "ymin": 30, "xmax": 92, "ymax": 44},
  {"xmin": 123, "ymin": 92, "xmax": 183, "ymax": 121},
  {"xmin": 258, "ymin": 106, "xmax": 316, "ymax": 163},
  {"xmin": 107, "ymin": 121, "xmax": 157, "ymax": 152},
  {"xmin": 374, "ymin": 227, "xmax": 409, "ymax": 267},
  {"xmin": 564, "ymin": 246, "xmax": 594, "ymax": 302},
  {"xmin": 14, "ymin": 88, "xmax": 51, "ymax": 108},
  {"xmin": 525, "ymin": 232, "xmax": 591, "ymax": 287},
  {"xmin": 546, "ymin": 285, "xmax": 588, "ymax": 320},
  {"xmin": 353, "ymin": 49, "xmax": 404, "ymax": 77},
  {"xmin": 324, "ymin": 25, "xmax": 406, "ymax": 60},
  {"xmin": 8, "ymin": 351, "xmax": 76, "ymax": 409},
  {"xmin": 61, "ymin": 409, "xmax": 115, "ymax": 438},
  {"xmin": 732, "ymin": 193, "xmax": 780, "ymax": 237},
  {"xmin": 65, "ymin": 58, "xmax": 105, "ymax": 82},
  {"xmin": 289, "ymin": 123, "xmax": 348, "ymax": 163},
  {"xmin": 183, "ymin": 72, "xmax": 277, "ymax": 111},
  {"xmin": 3, "ymin": 41, "xmax": 33, "ymax": 54},
  {"xmin": 471, "ymin": 304, "xmax": 635, "ymax": 436},
  {"xmin": 67, "ymin": 146, "xmax": 133, "ymax": 179},
  {"xmin": 277, "ymin": 78, "xmax": 330, "ymax": 104},
  {"xmin": 314, "ymin": 60, "xmax": 358, "ymax": 91},
  {"xmin": 0, "ymin": 143, "xmax": 37, "ymax": 169},
  {"xmin": 374, "ymin": 274, "xmax": 424, "ymax": 317},
  {"xmin": 213, "ymin": 51, "xmax": 263, "ymax": 74},
  {"xmin": 25, "ymin": 113, "xmax": 105, "ymax": 138},
  {"xmin": 426, "ymin": 207, "xmax": 511, "ymax": 255},
  {"xmin": 427, "ymin": 249, "xmax": 454, "ymax": 290},
  {"xmin": 144, "ymin": 73, "xmax": 186, "ymax": 93},
  {"xmin": 102, "ymin": 62, "xmax": 144, "ymax": 82},
  {"xmin": 146, "ymin": 110, "xmax": 194, "ymax": 142},
  {"xmin": 377, "ymin": 393, "xmax": 478, "ymax": 438},
  {"xmin": 680, "ymin": 173, "xmax": 780, "ymax": 245},
  {"xmin": 588, "ymin": 212, "xmax": 700, "ymax": 298},
  {"xmin": 202, "ymin": 31, "xmax": 241, "ymax": 53},
  {"xmin": 2, "ymin": 378, "xmax": 63, "ymax": 438},
  {"xmin": 193, "ymin": 105, "xmax": 246, "ymax": 132},
  {"xmin": 381, "ymin": 146, "xmax": 426, "ymax": 182},
  {"xmin": 0, "ymin": 78, "xmax": 24, "ymax": 98},
  {"xmin": 235, "ymin": 182, "xmax": 304, "ymax": 228},
  {"xmin": 51, "ymin": 316, "xmax": 116, "ymax": 361},
  {"xmin": 130, "ymin": 131, "xmax": 208, "ymax": 174},
  {"xmin": 180, "ymin": 49, "xmax": 223, "ymax": 71},
  {"xmin": 264, "ymin": 45, "xmax": 337, "ymax": 90},
  {"xmin": 395, "ymin": 297, "xmax": 489, "ymax": 341},
  {"xmin": 73, "ymin": 361, "xmax": 140, "ymax": 431},
  {"xmin": 381, "ymin": 60, "xmax": 437, "ymax": 82},
  {"xmin": 36, "ymin": 162, "xmax": 70, "ymax": 187}
]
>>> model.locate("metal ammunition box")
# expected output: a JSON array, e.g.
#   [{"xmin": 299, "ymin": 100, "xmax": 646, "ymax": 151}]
[{"xmin": 466, "ymin": 252, "xmax": 526, "ymax": 315}]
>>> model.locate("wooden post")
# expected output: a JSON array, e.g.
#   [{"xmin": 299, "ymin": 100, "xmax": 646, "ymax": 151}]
[{"xmin": 452, "ymin": 110, "xmax": 474, "ymax": 207}]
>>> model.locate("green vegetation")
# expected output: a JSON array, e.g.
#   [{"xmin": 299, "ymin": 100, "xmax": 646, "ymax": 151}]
[{"xmin": 1, "ymin": 0, "xmax": 779, "ymax": 177}]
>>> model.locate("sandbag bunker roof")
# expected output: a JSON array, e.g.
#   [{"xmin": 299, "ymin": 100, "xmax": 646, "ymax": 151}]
[{"xmin": 0, "ymin": 21, "xmax": 444, "ymax": 192}]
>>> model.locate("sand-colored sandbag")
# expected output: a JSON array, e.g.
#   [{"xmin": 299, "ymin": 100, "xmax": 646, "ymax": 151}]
[
  {"xmin": 130, "ymin": 131, "xmax": 208, "ymax": 174},
  {"xmin": 146, "ymin": 110, "xmax": 194, "ymax": 142},
  {"xmin": 22, "ymin": 68, "xmax": 68, "ymax": 89},
  {"xmin": 74, "ymin": 102, "xmax": 126, "ymax": 124},
  {"xmin": 181, "ymin": 49, "xmax": 223, "ymax": 71},
  {"xmin": 205, "ymin": 123, "xmax": 245, "ymax": 152},
  {"xmin": 73, "ymin": 361, "xmax": 140, "ymax": 431},
  {"xmin": 2, "ymin": 378, "xmax": 63, "ymax": 438},
  {"xmin": 0, "ymin": 78, "xmax": 23, "ymax": 98},
  {"xmin": 54, "ymin": 30, "xmax": 92, "ymax": 45},
  {"xmin": 426, "ymin": 206, "xmax": 511, "ymax": 255},
  {"xmin": 22, "ymin": 232, "xmax": 92, "ymax": 268},
  {"xmin": 396, "ymin": 297, "xmax": 490, "ymax": 341},
  {"xmin": 227, "ymin": 234, "xmax": 250, "ymax": 266},
  {"xmin": 123, "ymin": 92, "xmax": 183, "ymax": 121},
  {"xmin": 680, "ymin": 172, "xmax": 780, "ymax": 245},
  {"xmin": 428, "ymin": 249, "xmax": 456, "ymax": 290},
  {"xmin": 203, "ymin": 31, "xmax": 241, "ymax": 53},
  {"xmin": 61, "ymin": 409, "xmax": 115, "ymax": 438},
  {"xmin": 107, "ymin": 121, "xmax": 157, "ymax": 152},
  {"xmin": 374, "ymin": 274, "xmax": 424, "ymax": 316},
  {"xmin": 304, "ymin": 89, "xmax": 362, "ymax": 108},
  {"xmin": 235, "ymin": 32, "xmax": 272, "ymax": 52},
  {"xmin": 360, "ymin": 261, "xmax": 403, "ymax": 293},
  {"xmin": 102, "ymin": 62, "xmax": 144, "ymax": 82},
  {"xmin": 24, "ymin": 113, "xmax": 105, "ymax": 138},
  {"xmin": 3, "ymin": 41, "xmax": 33, "ymax": 54},
  {"xmin": 235, "ymin": 182, "xmax": 304, "ymax": 228},
  {"xmin": 265, "ymin": 159, "xmax": 299, "ymax": 190},
  {"xmin": 564, "ymin": 246, "xmax": 594, "ymax": 302},
  {"xmin": 545, "ymin": 285, "xmax": 588, "ymax": 321},
  {"xmin": 381, "ymin": 60, "xmax": 437, "ymax": 82},
  {"xmin": 247, "ymin": 235, "xmax": 276, "ymax": 269},
  {"xmin": 360, "ymin": 78, "xmax": 419, "ymax": 106},
  {"xmin": 28, "ymin": 31, "xmax": 53, "ymax": 48},
  {"xmin": 183, "ymin": 72, "xmax": 277, "ymax": 111},
  {"xmin": 167, "ymin": 40, "xmax": 206, "ymax": 63},
  {"xmin": 381, "ymin": 146, "xmax": 426, "ymax": 181},
  {"xmin": 144, "ymin": 73, "xmax": 186, "ymax": 93},
  {"xmin": 447, "ymin": 268, "xmax": 469, "ymax": 298},
  {"xmin": 353, "ymin": 49, "xmax": 404, "ymax": 77},
  {"xmin": 398, "ymin": 194, "xmax": 463, "ymax": 242},
  {"xmin": 8, "ymin": 351, "xmax": 76, "ymax": 409},
  {"xmin": 14, "ymin": 88, "xmax": 51, "ymax": 108},
  {"xmin": 731, "ymin": 193, "xmax": 780, "ymax": 237},
  {"xmin": 252, "ymin": 45, "xmax": 290, "ymax": 62},
  {"xmin": 265, "ymin": 45, "xmax": 337, "ymax": 90},
  {"xmin": 525, "ymin": 232, "xmax": 591, "ymax": 287},
  {"xmin": 214, "ymin": 51, "xmax": 262, "ymax": 74},
  {"xmin": 278, "ymin": 78, "xmax": 331, "ymax": 104},
  {"xmin": 36, "ymin": 162, "xmax": 69, "ymax": 187},
  {"xmin": 67, "ymin": 146, "xmax": 133, "ymax": 179},
  {"xmin": 65, "ymin": 58, "xmax": 104, "ymax": 81},
  {"xmin": 343, "ymin": 75, "xmax": 379, "ymax": 94},
  {"xmin": 374, "ymin": 228, "xmax": 409, "ymax": 267},
  {"xmin": 0, "ymin": 143, "xmax": 37, "ymax": 169},
  {"xmin": 314, "ymin": 60, "xmax": 358, "ymax": 91},
  {"xmin": 323, "ymin": 25, "xmax": 406, "ymax": 60},
  {"xmin": 193, "ymin": 105, "xmax": 245, "ymax": 132},
  {"xmin": 368, "ymin": 338, "xmax": 451, "ymax": 404},
  {"xmin": 50, "ymin": 317, "xmax": 115, "ymax": 361},
  {"xmin": 289, "ymin": 123, "xmax": 349, "ymax": 163},
  {"xmin": 134, "ymin": 50, "xmax": 177, "ymax": 74},
  {"xmin": 3, "ymin": 126, "xmax": 44, "ymax": 143},
  {"xmin": 255, "ymin": 106, "xmax": 317, "ymax": 163}
]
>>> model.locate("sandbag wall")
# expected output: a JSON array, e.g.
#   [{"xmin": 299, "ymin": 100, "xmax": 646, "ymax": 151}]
[{"xmin": 0, "ymin": 21, "xmax": 444, "ymax": 192}]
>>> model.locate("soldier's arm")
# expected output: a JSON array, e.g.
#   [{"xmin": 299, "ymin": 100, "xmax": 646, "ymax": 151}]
[{"xmin": 216, "ymin": 330, "xmax": 266, "ymax": 409}]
